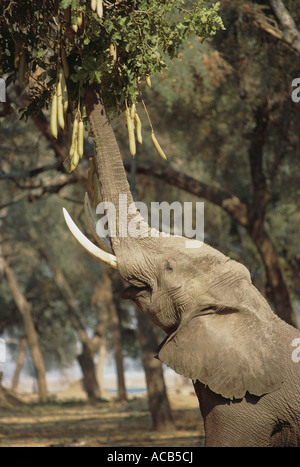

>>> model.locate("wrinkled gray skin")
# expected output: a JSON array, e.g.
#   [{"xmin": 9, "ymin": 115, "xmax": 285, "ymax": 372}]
[
  {"xmin": 122, "ymin": 239, "xmax": 300, "ymax": 447},
  {"xmin": 80, "ymin": 88, "xmax": 300, "ymax": 447}
]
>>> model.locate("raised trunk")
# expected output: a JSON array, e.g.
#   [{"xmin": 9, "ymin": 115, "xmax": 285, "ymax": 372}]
[
  {"xmin": 85, "ymin": 86, "xmax": 136, "ymax": 242},
  {"xmin": 85, "ymin": 85, "xmax": 154, "ymax": 266}
]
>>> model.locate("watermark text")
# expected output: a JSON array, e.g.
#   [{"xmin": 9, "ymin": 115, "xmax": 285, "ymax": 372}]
[
  {"xmin": 291, "ymin": 78, "xmax": 300, "ymax": 103},
  {"xmin": 95, "ymin": 194, "xmax": 204, "ymax": 248},
  {"xmin": 291, "ymin": 338, "xmax": 300, "ymax": 363},
  {"xmin": 0, "ymin": 78, "xmax": 6, "ymax": 103}
]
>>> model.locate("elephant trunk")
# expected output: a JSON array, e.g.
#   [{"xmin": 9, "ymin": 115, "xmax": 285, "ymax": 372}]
[
  {"xmin": 84, "ymin": 85, "xmax": 159, "ymax": 277},
  {"xmin": 85, "ymin": 85, "xmax": 135, "ymax": 238}
]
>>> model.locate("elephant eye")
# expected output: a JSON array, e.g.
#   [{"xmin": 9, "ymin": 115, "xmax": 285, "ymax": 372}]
[{"xmin": 131, "ymin": 278, "xmax": 151, "ymax": 290}]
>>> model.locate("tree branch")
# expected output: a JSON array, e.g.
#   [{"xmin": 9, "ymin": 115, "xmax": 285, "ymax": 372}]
[
  {"xmin": 269, "ymin": 0, "xmax": 300, "ymax": 53},
  {"xmin": 0, "ymin": 161, "xmax": 62, "ymax": 180},
  {"xmin": 0, "ymin": 174, "xmax": 78, "ymax": 210},
  {"xmin": 124, "ymin": 159, "xmax": 249, "ymax": 228}
]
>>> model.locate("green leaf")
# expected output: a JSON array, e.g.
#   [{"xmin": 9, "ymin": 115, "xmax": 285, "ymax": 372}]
[{"xmin": 60, "ymin": 0, "xmax": 72, "ymax": 9}]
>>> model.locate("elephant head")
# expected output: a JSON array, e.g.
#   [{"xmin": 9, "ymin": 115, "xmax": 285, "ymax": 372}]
[{"xmin": 63, "ymin": 86, "xmax": 285, "ymax": 401}]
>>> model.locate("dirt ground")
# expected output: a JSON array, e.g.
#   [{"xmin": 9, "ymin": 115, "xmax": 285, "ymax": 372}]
[{"xmin": 0, "ymin": 386, "xmax": 205, "ymax": 448}]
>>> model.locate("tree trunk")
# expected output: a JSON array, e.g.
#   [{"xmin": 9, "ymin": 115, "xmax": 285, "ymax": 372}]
[
  {"xmin": 269, "ymin": 0, "xmax": 300, "ymax": 54},
  {"xmin": 11, "ymin": 337, "xmax": 27, "ymax": 392},
  {"xmin": 136, "ymin": 310, "xmax": 175, "ymax": 432},
  {"xmin": 0, "ymin": 254, "xmax": 48, "ymax": 403},
  {"xmin": 77, "ymin": 344, "xmax": 101, "ymax": 400},
  {"xmin": 0, "ymin": 372, "xmax": 23, "ymax": 409},
  {"xmin": 96, "ymin": 340, "xmax": 108, "ymax": 399},
  {"xmin": 247, "ymin": 101, "xmax": 296, "ymax": 328},
  {"xmin": 108, "ymin": 299, "xmax": 127, "ymax": 401},
  {"xmin": 248, "ymin": 222, "xmax": 297, "ymax": 327},
  {"xmin": 95, "ymin": 272, "xmax": 127, "ymax": 401}
]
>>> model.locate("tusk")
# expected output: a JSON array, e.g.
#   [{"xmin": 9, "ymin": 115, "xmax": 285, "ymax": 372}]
[
  {"xmin": 62, "ymin": 208, "xmax": 117, "ymax": 269},
  {"xmin": 84, "ymin": 192, "xmax": 113, "ymax": 254}
]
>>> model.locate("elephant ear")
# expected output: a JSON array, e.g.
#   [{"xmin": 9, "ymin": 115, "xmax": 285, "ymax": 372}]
[{"xmin": 158, "ymin": 307, "xmax": 284, "ymax": 400}]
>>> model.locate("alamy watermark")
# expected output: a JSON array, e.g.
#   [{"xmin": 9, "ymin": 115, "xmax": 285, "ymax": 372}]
[
  {"xmin": 291, "ymin": 78, "xmax": 300, "ymax": 103},
  {"xmin": 0, "ymin": 78, "xmax": 6, "ymax": 103},
  {"xmin": 95, "ymin": 194, "xmax": 204, "ymax": 248},
  {"xmin": 0, "ymin": 338, "xmax": 6, "ymax": 363},
  {"xmin": 291, "ymin": 338, "xmax": 300, "ymax": 363}
]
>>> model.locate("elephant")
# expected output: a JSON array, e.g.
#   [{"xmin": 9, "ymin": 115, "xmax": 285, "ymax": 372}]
[{"xmin": 62, "ymin": 86, "xmax": 300, "ymax": 447}]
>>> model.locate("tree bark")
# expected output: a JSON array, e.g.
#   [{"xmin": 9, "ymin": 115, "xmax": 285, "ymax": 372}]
[
  {"xmin": 95, "ymin": 340, "xmax": 108, "ymax": 399},
  {"xmin": 94, "ymin": 272, "xmax": 127, "ymax": 401},
  {"xmin": 77, "ymin": 344, "xmax": 101, "ymax": 400},
  {"xmin": 269, "ymin": 0, "xmax": 300, "ymax": 54},
  {"xmin": 248, "ymin": 222, "xmax": 296, "ymax": 327},
  {"xmin": 247, "ymin": 101, "xmax": 296, "ymax": 327},
  {"xmin": 0, "ymin": 372, "xmax": 23, "ymax": 409},
  {"xmin": 0, "ymin": 254, "xmax": 48, "ymax": 402},
  {"xmin": 136, "ymin": 310, "xmax": 175, "ymax": 432},
  {"xmin": 11, "ymin": 337, "xmax": 27, "ymax": 392},
  {"xmin": 108, "ymin": 298, "xmax": 127, "ymax": 402}
]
